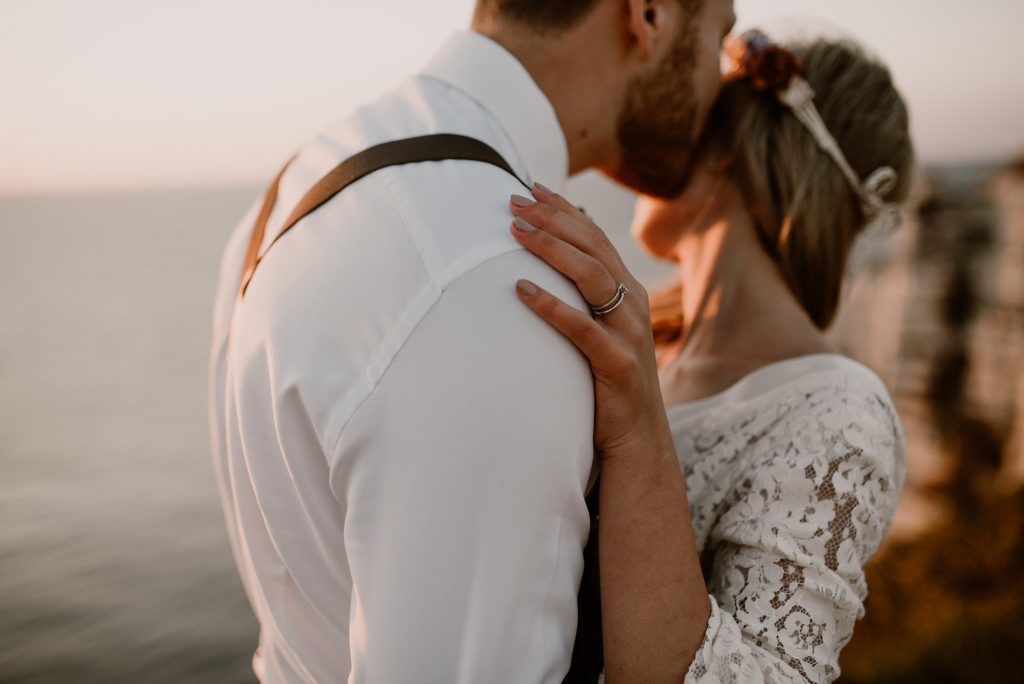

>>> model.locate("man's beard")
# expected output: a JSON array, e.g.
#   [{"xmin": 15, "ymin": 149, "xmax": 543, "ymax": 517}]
[{"xmin": 613, "ymin": 29, "xmax": 703, "ymax": 198}]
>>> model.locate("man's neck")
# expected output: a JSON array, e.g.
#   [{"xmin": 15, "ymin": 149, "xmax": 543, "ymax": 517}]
[{"xmin": 469, "ymin": 22, "xmax": 622, "ymax": 176}]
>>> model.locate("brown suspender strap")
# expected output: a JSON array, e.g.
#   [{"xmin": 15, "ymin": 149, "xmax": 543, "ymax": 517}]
[
  {"xmin": 238, "ymin": 153, "xmax": 297, "ymax": 300},
  {"xmin": 237, "ymin": 133, "xmax": 529, "ymax": 299}
]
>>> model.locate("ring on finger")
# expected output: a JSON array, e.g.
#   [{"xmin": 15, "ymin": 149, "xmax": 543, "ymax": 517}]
[{"xmin": 590, "ymin": 283, "xmax": 629, "ymax": 317}]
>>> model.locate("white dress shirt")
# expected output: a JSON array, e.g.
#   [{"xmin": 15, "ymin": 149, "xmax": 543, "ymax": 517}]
[{"xmin": 208, "ymin": 31, "xmax": 598, "ymax": 683}]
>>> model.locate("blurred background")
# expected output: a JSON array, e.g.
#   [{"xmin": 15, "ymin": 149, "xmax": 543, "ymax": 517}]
[{"xmin": 2, "ymin": 1, "xmax": 1022, "ymax": 682}]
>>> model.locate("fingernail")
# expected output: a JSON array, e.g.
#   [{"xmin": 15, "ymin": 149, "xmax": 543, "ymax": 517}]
[
  {"xmin": 513, "ymin": 217, "xmax": 536, "ymax": 233},
  {"xmin": 534, "ymin": 182, "xmax": 554, "ymax": 195},
  {"xmin": 516, "ymin": 279, "xmax": 537, "ymax": 296},
  {"xmin": 510, "ymin": 194, "xmax": 535, "ymax": 207}
]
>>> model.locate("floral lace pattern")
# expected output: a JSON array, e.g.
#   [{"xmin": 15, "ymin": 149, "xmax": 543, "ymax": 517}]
[{"xmin": 669, "ymin": 359, "xmax": 906, "ymax": 683}]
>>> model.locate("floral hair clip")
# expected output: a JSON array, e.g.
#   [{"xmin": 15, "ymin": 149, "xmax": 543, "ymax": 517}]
[
  {"xmin": 723, "ymin": 29, "xmax": 901, "ymax": 234},
  {"xmin": 723, "ymin": 28, "xmax": 804, "ymax": 92}
]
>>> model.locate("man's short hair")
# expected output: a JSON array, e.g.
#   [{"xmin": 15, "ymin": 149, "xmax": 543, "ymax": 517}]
[
  {"xmin": 478, "ymin": 0, "xmax": 602, "ymax": 31},
  {"xmin": 479, "ymin": 0, "xmax": 703, "ymax": 33}
]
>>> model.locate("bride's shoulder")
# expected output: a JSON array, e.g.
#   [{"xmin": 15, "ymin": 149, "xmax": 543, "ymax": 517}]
[
  {"xmin": 783, "ymin": 355, "xmax": 902, "ymax": 436},
  {"xmin": 756, "ymin": 354, "xmax": 907, "ymax": 491},
  {"xmin": 708, "ymin": 356, "xmax": 907, "ymax": 570},
  {"xmin": 700, "ymin": 353, "xmax": 903, "ymax": 442}
]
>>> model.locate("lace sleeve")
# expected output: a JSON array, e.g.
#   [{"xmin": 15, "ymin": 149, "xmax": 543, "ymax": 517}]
[{"xmin": 685, "ymin": 383, "xmax": 906, "ymax": 683}]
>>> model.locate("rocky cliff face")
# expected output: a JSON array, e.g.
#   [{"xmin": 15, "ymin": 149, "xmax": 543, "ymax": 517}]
[{"xmin": 833, "ymin": 161, "xmax": 1024, "ymax": 683}]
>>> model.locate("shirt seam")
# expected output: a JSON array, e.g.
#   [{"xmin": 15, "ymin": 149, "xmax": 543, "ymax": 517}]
[
  {"xmin": 373, "ymin": 168, "xmax": 446, "ymax": 289},
  {"xmin": 540, "ymin": 515, "xmax": 564, "ymax": 674},
  {"xmin": 323, "ymin": 244, "xmax": 532, "ymax": 467},
  {"xmin": 319, "ymin": 155, "xmax": 540, "ymax": 470}
]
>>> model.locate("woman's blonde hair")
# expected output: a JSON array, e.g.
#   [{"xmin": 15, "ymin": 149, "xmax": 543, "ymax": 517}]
[{"xmin": 650, "ymin": 38, "xmax": 915, "ymax": 347}]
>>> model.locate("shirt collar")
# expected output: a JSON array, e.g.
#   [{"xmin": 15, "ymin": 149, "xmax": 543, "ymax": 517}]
[{"xmin": 419, "ymin": 30, "xmax": 569, "ymax": 192}]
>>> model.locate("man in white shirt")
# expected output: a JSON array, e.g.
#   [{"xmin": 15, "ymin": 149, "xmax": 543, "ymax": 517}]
[{"xmin": 208, "ymin": 1, "xmax": 736, "ymax": 681}]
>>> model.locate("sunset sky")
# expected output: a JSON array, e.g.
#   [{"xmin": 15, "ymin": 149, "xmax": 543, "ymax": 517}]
[{"xmin": 2, "ymin": 0, "xmax": 1022, "ymax": 195}]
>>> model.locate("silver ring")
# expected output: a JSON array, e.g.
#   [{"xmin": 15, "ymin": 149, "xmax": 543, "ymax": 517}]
[{"xmin": 590, "ymin": 283, "xmax": 629, "ymax": 316}]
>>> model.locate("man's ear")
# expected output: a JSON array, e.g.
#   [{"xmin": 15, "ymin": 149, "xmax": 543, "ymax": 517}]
[{"xmin": 625, "ymin": 0, "xmax": 654, "ymax": 61}]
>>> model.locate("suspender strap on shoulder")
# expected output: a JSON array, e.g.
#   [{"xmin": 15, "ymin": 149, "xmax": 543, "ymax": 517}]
[{"xmin": 237, "ymin": 133, "xmax": 529, "ymax": 298}]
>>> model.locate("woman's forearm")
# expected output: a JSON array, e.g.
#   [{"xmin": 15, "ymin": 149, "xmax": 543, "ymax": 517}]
[
  {"xmin": 598, "ymin": 421, "xmax": 711, "ymax": 683},
  {"xmin": 500, "ymin": 190, "xmax": 713, "ymax": 679}
]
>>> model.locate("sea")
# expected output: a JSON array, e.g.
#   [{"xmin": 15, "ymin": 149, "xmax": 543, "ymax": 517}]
[{"xmin": 0, "ymin": 173, "xmax": 673, "ymax": 683}]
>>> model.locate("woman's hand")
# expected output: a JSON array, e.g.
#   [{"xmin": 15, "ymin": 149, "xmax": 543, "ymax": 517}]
[
  {"xmin": 508, "ymin": 184, "xmax": 672, "ymax": 460},
  {"xmin": 509, "ymin": 185, "xmax": 711, "ymax": 680}
]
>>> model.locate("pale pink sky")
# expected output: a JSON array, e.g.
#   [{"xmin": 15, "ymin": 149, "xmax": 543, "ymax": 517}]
[{"xmin": 2, "ymin": 0, "xmax": 1022, "ymax": 195}]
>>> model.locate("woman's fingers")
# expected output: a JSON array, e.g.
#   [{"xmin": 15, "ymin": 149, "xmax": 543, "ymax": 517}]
[
  {"xmin": 531, "ymin": 183, "xmax": 593, "ymax": 225},
  {"xmin": 509, "ymin": 193, "xmax": 631, "ymax": 283},
  {"xmin": 510, "ymin": 217, "xmax": 624, "ymax": 313},
  {"xmin": 515, "ymin": 279, "xmax": 620, "ymax": 364}
]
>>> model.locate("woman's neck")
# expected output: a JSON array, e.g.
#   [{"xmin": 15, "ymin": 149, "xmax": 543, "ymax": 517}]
[{"xmin": 660, "ymin": 205, "xmax": 834, "ymax": 400}]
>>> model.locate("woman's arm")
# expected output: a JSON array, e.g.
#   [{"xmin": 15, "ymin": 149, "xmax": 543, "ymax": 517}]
[
  {"xmin": 687, "ymin": 383, "xmax": 906, "ymax": 682},
  {"xmin": 507, "ymin": 187, "xmax": 905, "ymax": 683},
  {"xmin": 508, "ymin": 186, "xmax": 711, "ymax": 681},
  {"xmin": 597, "ymin": 429, "xmax": 711, "ymax": 681}
]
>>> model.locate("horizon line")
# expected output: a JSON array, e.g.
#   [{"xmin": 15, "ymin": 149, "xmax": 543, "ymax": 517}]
[{"xmin": 2, "ymin": 156, "xmax": 1019, "ymax": 201}]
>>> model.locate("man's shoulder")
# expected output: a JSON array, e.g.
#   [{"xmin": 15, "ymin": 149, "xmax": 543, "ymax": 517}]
[
  {"xmin": 226, "ymin": 70, "xmax": 542, "ymax": 361},
  {"xmin": 245, "ymin": 142, "xmax": 530, "ymax": 319},
  {"xmin": 264, "ymin": 72, "xmax": 530, "ymax": 287}
]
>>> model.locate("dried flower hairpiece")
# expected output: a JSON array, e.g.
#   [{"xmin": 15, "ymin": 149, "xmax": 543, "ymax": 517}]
[
  {"xmin": 723, "ymin": 29, "xmax": 901, "ymax": 234},
  {"xmin": 723, "ymin": 29, "xmax": 804, "ymax": 92}
]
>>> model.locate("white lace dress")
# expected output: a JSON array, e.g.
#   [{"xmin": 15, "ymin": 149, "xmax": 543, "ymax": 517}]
[{"xmin": 665, "ymin": 353, "xmax": 906, "ymax": 683}]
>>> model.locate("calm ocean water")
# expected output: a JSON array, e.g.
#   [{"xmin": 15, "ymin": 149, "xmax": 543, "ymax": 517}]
[
  {"xmin": 1, "ymin": 185, "xmax": 262, "ymax": 683},
  {"xmin": 0, "ymin": 175, "xmax": 671, "ymax": 683}
]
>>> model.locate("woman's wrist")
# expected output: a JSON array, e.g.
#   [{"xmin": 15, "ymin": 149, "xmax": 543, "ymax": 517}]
[{"xmin": 598, "ymin": 411, "xmax": 677, "ymax": 469}]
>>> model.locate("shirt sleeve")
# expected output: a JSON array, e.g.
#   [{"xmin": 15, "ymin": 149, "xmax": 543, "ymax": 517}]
[
  {"xmin": 684, "ymin": 383, "xmax": 907, "ymax": 684},
  {"xmin": 333, "ymin": 248, "xmax": 597, "ymax": 682}
]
